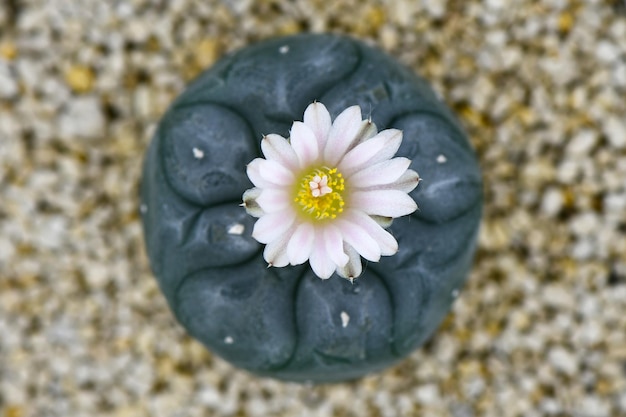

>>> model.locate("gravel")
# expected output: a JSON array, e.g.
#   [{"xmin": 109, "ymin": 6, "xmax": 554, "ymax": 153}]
[{"xmin": 1, "ymin": 0, "xmax": 625, "ymax": 416}]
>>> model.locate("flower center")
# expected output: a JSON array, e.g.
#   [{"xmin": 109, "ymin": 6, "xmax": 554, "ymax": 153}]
[{"xmin": 294, "ymin": 167, "xmax": 345, "ymax": 221}]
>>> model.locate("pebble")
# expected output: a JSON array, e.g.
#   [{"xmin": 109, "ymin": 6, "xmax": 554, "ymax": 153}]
[
  {"xmin": 542, "ymin": 284, "xmax": 575, "ymax": 310},
  {"xmin": 1, "ymin": 0, "xmax": 625, "ymax": 416},
  {"xmin": 548, "ymin": 346, "xmax": 578, "ymax": 376},
  {"xmin": 0, "ymin": 62, "xmax": 19, "ymax": 99},
  {"xmin": 415, "ymin": 384, "xmax": 440, "ymax": 405},
  {"xmin": 57, "ymin": 96, "xmax": 105, "ymax": 140},
  {"xmin": 603, "ymin": 116, "xmax": 626, "ymax": 149},
  {"xmin": 566, "ymin": 129, "xmax": 598, "ymax": 156},
  {"xmin": 64, "ymin": 64, "xmax": 95, "ymax": 93},
  {"xmin": 540, "ymin": 187, "xmax": 564, "ymax": 217}
]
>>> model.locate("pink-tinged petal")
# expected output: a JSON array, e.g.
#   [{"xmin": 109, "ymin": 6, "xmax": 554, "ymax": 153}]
[
  {"xmin": 363, "ymin": 129, "xmax": 404, "ymax": 166},
  {"xmin": 256, "ymin": 188, "xmax": 290, "ymax": 213},
  {"xmin": 350, "ymin": 190, "xmax": 417, "ymax": 217},
  {"xmin": 252, "ymin": 210, "xmax": 295, "ymax": 244},
  {"xmin": 350, "ymin": 120, "xmax": 378, "ymax": 149},
  {"xmin": 348, "ymin": 157, "xmax": 412, "ymax": 188},
  {"xmin": 246, "ymin": 158, "xmax": 272, "ymax": 188},
  {"xmin": 359, "ymin": 169, "xmax": 421, "ymax": 193},
  {"xmin": 335, "ymin": 218, "xmax": 381, "ymax": 262},
  {"xmin": 323, "ymin": 105, "xmax": 363, "ymax": 166},
  {"xmin": 263, "ymin": 230, "xmax": 291, "ymax": 267},
  {"xmin": 261, "ymin": 134, "xmax": 298, "ymax": 170},
  {"xmin": 338, "ymin": 129, "xmax": 402, "ymax": 175},
  {"xmin": 303, "ymin": 102, "xmax": 331, "ymax": 150},
  {"xmin": 389, "ymin": 169, "xmax": 420, "ymax": 193},
  {"xmin": 309, "ymin": 234, "xmax": 336, "ymax": 279},
  {"xmin": 323, "ymin": 225, "xmax": 349, "ymax": 267},
  {"xmin": 258, "ymin": 159, "xmax": 295, "ymax": 186},
  {"xmin": 287, "ymin": 222, "xmax": 315, "ymax": 265},
  {"xmin": 336, "ymin": 243, "xmax": 363, "ymax": 280},
  {"xmin": 290, "ymin": 121, "xmax": 319, "ymax": 167},
  {"xmin": 242, "ymin": 187, "xmax": 264, "ymax": 217},
  {"xmin": 344, "ymin": 210, "xmax": 398, "ymax": 256}
]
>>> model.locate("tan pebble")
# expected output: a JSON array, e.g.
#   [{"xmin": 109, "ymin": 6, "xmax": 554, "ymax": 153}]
[
  {"xmin": 0, "ymin": 41, "xmax": 17, "ymax": 60},
  {"xmin": 64, "ymin": 65, "xmax": 95, "ymax": 93},
  {"xmin": 194, "ymin": 38, "xmax": 221, "ymax": 69},
  {"xmin": 113, "ymin": 405, "xmax": 146, "ymax": 417},
  {"xmin": 479, "ymin": 220, "xmax": 510, "ymax": 250},
  {"xmin": 365, "ymin": 6, "xmax": 386, "ymax": 31},
  {"xmin": 278, "ymin": 20, "xmax": 301, "ymax": 36},
  {"xmin": 4, "ymin": 406, "xmax": 24, "ymax": 417},
  {"xmin": 511, "ymin": 311, "xmax": 531, "ymax": 331},
  {"xmin": 353, "ymin": 5, "xmax": 386, "ymax": 35},
  {"xmin": 557, "ymin": 12, "xmax": 574, "ymax": 34}
]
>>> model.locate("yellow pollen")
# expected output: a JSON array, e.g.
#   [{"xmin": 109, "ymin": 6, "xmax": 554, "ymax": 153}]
[{"xmin": 294, "ymin": 167, "xmax": 345, "ymax": 221}]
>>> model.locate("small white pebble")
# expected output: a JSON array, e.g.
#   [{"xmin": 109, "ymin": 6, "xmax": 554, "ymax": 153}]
[
  {"xmin": 596, "ymin": 40, "xmax": 619, "ymax": 63},
  {"xmin": 566, "ymin": 130, "xmax": 597, "ymax": 156},
  {"xmin": 227, "ymin": 223, "xmax": 245, "ymax": 235},
  {"xmin": 548, "ymin": 346, "xmax": 578, "ymax": 376},
  {"xmin": 436, "ymin": 154, "xmax": 447, "ymax": 164},
  {"xmin": 540, "ymin": 188, "xmax": 563, "ymax": 217},
  {"xmin": 192, "ymin": 147, "xmax": 205, "ymax": 159},
  {"xmin": 224, "ymin": 336, "xmax": 234, "ymax": 344},
  {"xmin": 340, "ymin": 311, "xmax": 350, "ymax": 328},
  {"xmin": 604, "ymin": 116, "xmax": 626, "ymax": 149},
  {"xmin": 0, "ymin": 64, "xmax": 19, "ymax": 99},
  {"xmin": 451, "ymin": 289, "xmax": 459, "ymax": 298},
  {"xmin": 279, "ymin": 45, "xmax": 289, "ymax": 54},
  {"xmin": 415, "ymin": 384, "xmax": 440, "ymax": 405},
  {"xmin": 139, "ymin": 204, "xmax": 148, "ymax": 214},
  {"xmin": 58, "ymin": 96, "xmax": 105, "ymax": 140}
]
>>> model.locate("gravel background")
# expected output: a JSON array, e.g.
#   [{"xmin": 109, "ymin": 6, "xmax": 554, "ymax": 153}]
[{"xmin": 1, "ymin": 0, "xmax": 625, "ymax": 416}]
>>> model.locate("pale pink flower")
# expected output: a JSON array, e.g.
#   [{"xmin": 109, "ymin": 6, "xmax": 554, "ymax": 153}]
[{"xmin": 242, "ymin": 102, "xmax": 420, "ymax": 280}]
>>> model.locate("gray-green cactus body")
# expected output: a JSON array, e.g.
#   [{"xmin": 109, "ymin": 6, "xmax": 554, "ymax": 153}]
[{"xmin": 140, "ymin": 34, "xmax": 482, "ymax": 383}]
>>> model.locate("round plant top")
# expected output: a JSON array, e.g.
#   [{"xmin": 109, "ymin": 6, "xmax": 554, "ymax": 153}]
[{"xmin": 140, "ymin": 33, "xmax": 482, "ymax": 383}]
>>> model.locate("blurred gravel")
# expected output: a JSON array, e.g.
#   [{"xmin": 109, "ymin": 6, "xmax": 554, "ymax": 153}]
[{"xmin": 1, "ymin": 0, "xmax": 625, "ymax": 416}]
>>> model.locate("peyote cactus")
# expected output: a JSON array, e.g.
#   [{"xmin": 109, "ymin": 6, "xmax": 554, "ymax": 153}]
[{"xmin": 140, "ymin": 34, "xmax": 482, "ymax": 383}]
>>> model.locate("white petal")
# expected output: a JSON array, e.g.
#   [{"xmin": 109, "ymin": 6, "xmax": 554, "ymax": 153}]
[
  {"xmin": 303, "ymin": 102, "xmax": 331, "ymax": 151},
  {"xmin": 389, "ymin": 169, "xmax": 420, "ymax": 193},
  {"xmin": 344, "ymin": 210, "xmax": 398, "ymax": 256},
  {"xmin": 252, "ymin": 210, "xmax": 295, "ymax": 244},
  {"xmin": 261, "ymin": 134, "xmax": 299, "ymax": 170},
  {"xmin": 247, "ymin": 158, "xmax": 272, "ymax": 188},
  {"xmin": 348, "ymin": 157, "xmax": 412, "ymax": 188},
  {"xmin": 287, "ymin": 222, "xmax": 315, "ymax": 265},
  {"xmin": 256, "ymin": 188, "xmax": 290, "ymax": 213},
  {"xmin": 360, "ymin": 169, "xmax": 421, "ymax": 193},
  {"xmin": 323, "ymin": 105, "xmax": 363, "ymax": 166},
  {"xmin": 263, "ymin": 231, "xmax": 291, "ymax": 267},
  {"xmin": 335, "ymin": 218, "xmax": 381, "ymax": 262},
  {"xmin": 350, "ymin": 190, "xmax": 417, "ymax": 217},
  {"xmin": 290, "ymin": 121, "xmax": 319, "ymax": 167},
  {"xmin": 364, "ymin": 129, "xmax": 404, "ymax": 165},
  {"xmin": 336, "ymin": 243, "xmax": 363, "ymax": 280},
  {"xmin": 323, "ymin": 225, "xmax": 349, "ymax": 267},
  {"xmin": 350, "ymin": 120, "xmax": 378, "ymax": 149},
  {"xmin": 258, "ymin": 159, "xmax": 295, "ymax": 186},
  {"xmin": 309, "ymin": 233, "xmax": 336, "ymax": 279},
  {"xmin": 242, "ymin": 187, "xmax": 264, "ymax": 217},
  {"xmin": 326, "ymin": 119, "xmax": 378, "ymax": 161},
  {"xmin": 338, "ymin": 128, "xmax": 403, "ymax": 175}
]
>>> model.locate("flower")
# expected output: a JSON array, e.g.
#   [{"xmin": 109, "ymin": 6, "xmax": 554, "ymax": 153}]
[{"xmin": 242, "ymin": 102, "xmax": 420, "ymax": 280}]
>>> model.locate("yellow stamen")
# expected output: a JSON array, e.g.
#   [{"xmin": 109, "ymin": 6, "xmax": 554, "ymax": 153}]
[{"xmin": 294, "ymin": 166, "xmax": 345, "ymax": 221}]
